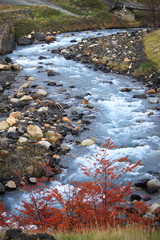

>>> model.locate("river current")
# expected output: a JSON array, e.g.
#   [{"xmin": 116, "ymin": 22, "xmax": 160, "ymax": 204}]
[{"xmin": 2, "ymin": 28, "xmax": 160, "ymax": 209}]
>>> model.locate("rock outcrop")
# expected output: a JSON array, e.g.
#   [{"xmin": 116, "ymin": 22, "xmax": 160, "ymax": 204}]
[{"xmin": 0, "ymin": 19, "xmax": 15, "ymax": 55}]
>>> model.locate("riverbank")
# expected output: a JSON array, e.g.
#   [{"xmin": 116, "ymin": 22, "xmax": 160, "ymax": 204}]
[{"xmin": 57, "ymin": 29, "xmax": 160, "ymax": 90}]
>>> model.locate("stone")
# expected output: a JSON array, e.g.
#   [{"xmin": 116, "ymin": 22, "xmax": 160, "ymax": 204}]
[
  {"xmin": 60, "ymin": 143, "xmax": 71, "ymax": 151},
  {"xmin": 81, "ymin": 139, "xmax": 95, "ymax": 146},
  {"xmin": 37, "ymin": 107, "xmax": 49, "ymax": 112},
  {"xmin": 47, "ymin": 70, "xmax": 59, "ymax": 76},
  {"xmin": 10, "ymin": 98, "xmax": 20, "ymax": 103},
  {"xmin": 18, "ymin": 37, "xmax": 33, "ymax": 45},
  {"xmin": 0, "ymin": 183, "xmax": 5, "ymax": 193},
  {"xmin": 133, "ymin": 94, "xmax": 147, "ymax": 99},
  {"xmin": 134, "ymin": 178, "xmax": 151, "ymax": 189},
  {"xmin": 146, "ymin": 89, "xmax": 157, "ymax": 94},
  {"xmin": 33, "ymin": 32, "xmax": 46, "ymax": 41},
  {"xmin": 29, "ymin": 177, "xmax": 37, "ymax": 184},
  {"xmin": 6, "ymin": 131, "xmax": 19, "ymax": 139},
  {"xmin": 120, "ymin": 88, "xmax": 132, "ymax": 92},
  {"xmin": 27, "ymin": 125, "xmax": 43, "ymax": 139},
  {"xmin": 148, "ymin": 203, "xmax": 160, "ymax": 215},
  {"xmin": 45, "ymin": 36, "xmax": 56, "ymax": 43},
  {"xmin": 0, "ymin": 121, "xmax": 9, "ymax": 130},
  {"xmin": 0, "ymin": 19, "xmax": 15, "ymax": 54},
  {"xmin": 62, "ymin": 117, "xmax": 71, "ymax": 123},
  {"xmin": 130, "ymin": 194, "xmax": 141, "ymax": 202},
  {"xmin": 6, "ymin": 117, "xmax": 17, "ymax": 126},
  {"xmin": 20, "ymin": 95, "xmax": 33, "ymax": 101},
  {"xmin": 36, "ymin": 89, "xmax": 48, "ymax": 96},
  {"xmin": 39, "ymin": 140, "xmax": 51, "ymax": 149},
  {"xmin": 18, "ymin": 137, "xmax": 28, "ymax": 143},
  {"xmin": 0, "ymin": 103, "xmax": 6, "ymax": 111},
  {"xmin": 124, "ymin": 57, "xmax": 131, "ymax": 62},
  {"xmin": 12, "ymin": 63, "xmax": 23, "ymax": 71},
  {"xmin": 0, "ymin": 150, "xmax": 9, "ymax": 157},
  {"xmin": 149, "ymin": 97, "xmax": 159, "ymax": 104},
  {"xmin": 0, "ymin": 64, "xmax": 11, "ymax": 70},
  {"xmin": 27, "ymin": 76, "xmax": 35, "ymax": 81},
  {"xmin": 9, "ymin": 111, "xmax": 23, "ymax": 119},
  {"xmin": 147, "ymin": 179, "xmax": 160, "ymax": 189},
  {"xmin": 5, "ymin": 180, "xmax": 16, "ymax": 189}
]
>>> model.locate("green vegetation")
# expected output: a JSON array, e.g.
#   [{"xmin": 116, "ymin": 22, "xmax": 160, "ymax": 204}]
[
  {"xmin": 144, "ymin": 30, "xmax": 160, "ymax": 72},
  {"xmin": 49, "ymin": 0, "xmax": 108, "ymax": 16},
  {"xmin": 53, "ymin": 228, "xmax": 160, "ymax": 240}
]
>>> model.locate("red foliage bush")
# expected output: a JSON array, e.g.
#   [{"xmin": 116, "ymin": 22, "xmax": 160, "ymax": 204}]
[{"xmin": 0, "ymin": 139, "xmax": 152, "ymax": 230}]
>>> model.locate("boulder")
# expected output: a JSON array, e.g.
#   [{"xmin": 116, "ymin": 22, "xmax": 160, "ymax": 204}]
[
  {"xmin": 0, "ymin": 19, "xmax": 15, "ymax": 55},
  {"xmin": 81, "ymin": 139, "xmax": 95, "ymax": 146},
  {"xmin": 130, "ymin": 194, "xmax": 141, "ymax": 202},
  {"xmin": 17, "ymin": 37, "xmax": 33, "ymax": 45},
  {"xmin": 33, "ymin": 32, "xmax": 46, "ymax": 41},
  {"xmin": 147, "ymin": 179, "xmax": 160, "ymax": 189},
  {"xmin": 146, "ymin": 89, "xmax": 157, "ymax": 94},
  {"xmin": 27, "ymin": 125, "xmax": 43, "ymax": 139},
  {"xmin": 45, "ymin": 36, "xmax": 56, "ymax": 43},
  {"xmin": 148, "ymin": 203, "xmax": 160, "ymax": 215},
  {"xmin": 60, "ymin": 143, "xmax": 71, "ymax": 151},
  {"xmin": 0, "ymin": 64, "xmax": 11, "ymax": 70}
]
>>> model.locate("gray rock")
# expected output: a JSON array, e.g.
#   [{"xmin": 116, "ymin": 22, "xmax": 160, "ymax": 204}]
[
  {"xmin": 0, "ymin": 19, "xmax": 15, "ymax": 54},
  {"xmin": 17, "ymin": 37, "xmax": 33, "ymax": 45},
  {"xmin": 60, "ymin": 143, "xmax": 71, "ymax": 151},
  {"xmin": 0, "ymin": 183, "xmax": 5, "ymax": 193}
]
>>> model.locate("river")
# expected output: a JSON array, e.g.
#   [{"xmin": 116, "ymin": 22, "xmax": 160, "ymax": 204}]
[{"xmin": 2, "ymin": 28, "xmax": 160, "ymax": 210}]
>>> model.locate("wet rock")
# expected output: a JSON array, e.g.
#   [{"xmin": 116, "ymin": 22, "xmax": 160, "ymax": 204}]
[
  {"xmin": 12, "ymin": 63, "xmax": 23, "ymax": 71},
  {"xmin": 47, "ymin": 80, "xmax": 57, "ymax": 86},
  {"xmin": 130, "ymin": 194, "xmax": 141, "ymax": 202},
  {"xmin": 0, "ymin": 64, "xmax": 11, "ymax": 70},
  {"xmin": 120, "ymin": 88, "xmax": 132, "ymax": 92},
  {"xmin": 45, "ymin": 36, "xmax": 56, "ymax": 43},
  {"xmin": 18, "ymin": 37, "xmax": 33, "ymax": 45},
  {"xmin": 81, "ymin": 139, "xmax": 95, "ymax": 146},
  {"xmin": 33, "ymin": 32, "xmax": 46, "ymax": 41},
  {"xmin": 5, "ymin": 180, "xmax": 16, "ymax": 189},
  {"xmin": 27, "ymin": 76, "xmax": 35, "ymax": 81},
  {"xmin": 147, "ymin": 179, "xmax": 160, "ymax": 189},
  {"xmin": 36, "ymin": 89, "xmax": 48, "ymax": 96},
  {"xmin": 146, "ymin": 187, "xmax": 159, "ymax": 194},
  {"xmin": 39, "ymin": 56, "xmax": 47, "ymax": 60},
  {"xmin": 0, "ymin": 183, "xmax": 5, "ymax": 193},
  {"xmin": 5, "ymin": 57, "xmax": 12, "ymax": 63},
  {"xmin": 134, "ymin": 178, "xmax": 151, "ymax": 189},
  {"xmin": 20, "ymin": 95, "xmax": 33, "ymax": 101},
  {"xmin": 133, "ymin": 94, "xmax": 147, "ymax": 99},
  {"xmin": 146, "ymin": 89, "xmax": 157, "ymax": 94},
  {"xmin": 149, "ymin": 97, "xmax": 159, "ymax": 104},
  {"xmin": 47, "ymin": 70, "xmax": 60, "ymax": 76},
  {"xmin": 27, "ymin": 125, "xmax": 43, "ymax": 139},
  {"xmin": 60, "ymin": 143, "xmax": 71, "ymax": 151}
]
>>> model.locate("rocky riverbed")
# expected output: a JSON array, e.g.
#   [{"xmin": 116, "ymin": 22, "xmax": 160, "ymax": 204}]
[
  {"xmin": 57, "ymin": 29, "xmax": 160, "ymax": 90},
  {"xmin": 0, "ymin": 29, "xmax": 160, "ymax": 223}
]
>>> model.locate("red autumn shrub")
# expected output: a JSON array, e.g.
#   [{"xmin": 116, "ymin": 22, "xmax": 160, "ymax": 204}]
[{"xmin": 7, "ymin": 139, "xmax": 151, "ymax": 230}]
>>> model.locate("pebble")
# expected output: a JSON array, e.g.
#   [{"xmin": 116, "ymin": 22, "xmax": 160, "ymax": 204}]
[{"xmin": 81, "ymin": 139, "xmax": 95, "ymax": 146}]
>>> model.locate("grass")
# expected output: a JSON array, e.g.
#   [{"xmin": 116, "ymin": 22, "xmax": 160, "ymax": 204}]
[
  {"xmin": 53, "ymin": 228, "xmax": 160, "ymax": 240},
  {"xmin": 0, "ymin": 0, "xmax": 140, "ymax": 39},
  {"xmin": 1, "ymin": 227, "xmax": 157, "ymax": 240},
  {"xmin": 143, "ymin": 30, "xmax": 160, "ymax": 72}
]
